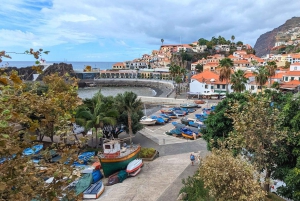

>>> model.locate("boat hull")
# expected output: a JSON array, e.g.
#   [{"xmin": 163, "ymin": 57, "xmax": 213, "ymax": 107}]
[
  {"xmin": 100, "ymin": 146, "xmax": 141, "ymax": 177},
  {"xmin": 140, "ymin": 121, "xmax": 156, "ymax": 125},
  {"xmin": 182, "ymin": 133, "xmax": 198, "ymax": 140},
  {"xmin": 126, "ymin": 159, "xmax": 143, "ymax": 173}
]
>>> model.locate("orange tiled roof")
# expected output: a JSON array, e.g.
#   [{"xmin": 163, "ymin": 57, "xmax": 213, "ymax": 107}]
[
  {"xmin": 291, "ymin": 54, "xmax": 300, "ymax": 59},
  {"xmin": 284, "ymin": 80, "xmax": 300, "ymax": 85},
  {"xmin": 284, "ymin": 71, "xmax": 300, "ymax": 76},
  {"xmin": 244, "ymin": 72, "xmax": 254, "ymax": 78},
  {"xmin": 271, "ymin": 72, "xmax": 285, "ymax": 79},
  {"xmin": 234, "ymin": 60, "xmax": 249, "ymax": 64},
  {"xmin": 228, "ymin": 55, "xmax": 238, "ymax": 59},
  {"xmin": 113, "ymin": 62, "xmax": 124, "ymax": 66},
  {"xmin": 191, "ymin": 70, "xmax": 227, "ymax": 84},
  {"xmin": 291, "ymin": 62, "xmax": 300, "ymax": 65}
]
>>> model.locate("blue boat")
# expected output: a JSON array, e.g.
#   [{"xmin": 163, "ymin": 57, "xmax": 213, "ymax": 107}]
[
  {"xmin": 181, "ymin": 128, "xmax": 200, "ymax": 140},
  {"xmin": 23, "ymin": 144, "xmax": 43, "ymax": 156},
  {"xmin": 151, "ymin": 116, "xmax": 165, "ymax": 125},
  {"xmin": 166, "ymin": 128, "xmax": 182, "ymax": 136}
]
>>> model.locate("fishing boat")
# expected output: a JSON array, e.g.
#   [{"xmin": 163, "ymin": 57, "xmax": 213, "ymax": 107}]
[
  {"xmin": 83, "ymin": 180, "xmax": 105, "ymax": 199},
  {"xmin": 140, "ymin": 116, "xmax": 157, "ymax": 125},
  {"xmin": 180, "ymin": 103, "xmax": 199, "ymax": 108},
  {"xmin": 126, "ymin": 159, "xmax": 143, "ymax": 173},
  {"xmin": 99, "ymin": 140, "xmax": 141, "ymax": 177},
  {"xmin": 181, "ymin": 128, "xmax": 200, "ymax": 140},
  {"xmin": 194, "ymin": 100, "xmax": 206, "ymax": 104}
]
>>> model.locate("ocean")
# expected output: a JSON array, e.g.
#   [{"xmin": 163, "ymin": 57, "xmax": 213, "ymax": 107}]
[{"xmin": 0, "ymin": 61, "xmax": 117, "ymax": 71}]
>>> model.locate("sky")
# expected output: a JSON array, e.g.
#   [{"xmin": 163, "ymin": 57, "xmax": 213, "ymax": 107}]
[{"xmin": 1, "ymin": 0, "xmax": 300, "ymax": 62}]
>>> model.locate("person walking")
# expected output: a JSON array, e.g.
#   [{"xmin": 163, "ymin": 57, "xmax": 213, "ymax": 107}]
[{"xmin": 190, "ymin": 153, "xmax": 195, "ymax": 166}]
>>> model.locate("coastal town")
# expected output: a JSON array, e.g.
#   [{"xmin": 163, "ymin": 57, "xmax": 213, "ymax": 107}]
[{"xmin": 2, "ymin": 2, "xmax": 300, "ymax": 199}]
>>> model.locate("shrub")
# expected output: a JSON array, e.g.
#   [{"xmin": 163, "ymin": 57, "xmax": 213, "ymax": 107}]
[{"xmin": 139, "ymin": 147, "xmax": 156, "ymax": 158}]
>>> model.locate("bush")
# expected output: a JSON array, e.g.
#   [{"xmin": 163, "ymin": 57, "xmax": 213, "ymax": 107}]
[{"xmin": 139, "ymin": 147, "xmax": 156, "ymax": 158}]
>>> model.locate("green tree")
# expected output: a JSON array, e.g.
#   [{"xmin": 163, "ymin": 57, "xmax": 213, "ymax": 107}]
[
  {"xmin": 202, "ymin": 92, "xmax": 248, "ymax": 150},
  {"xmin": 75, "ymin": 91, "xmax": 118, "ymax": 148},
  {"xmin": 230, "ymin": 69, "xmax": 248, "ymax": 92},
  {"xmin": 198, "ymin": 38, "xmax": 209, "ymax": 46},
  {"xmin": 254, "ymin": 66, "xmax": 268, "ymax": 92},
  {"xmin": 115, "ymin": 91, "xmax": 143, "ymax": 144},
  {"xmin": 271, "ymin": 81, "xmax": 280, "ymax": 90},
  {"xmin": 284, "ymin": 61, "xmax": 291, "ymax": 69},
  {"xmin": 195, "ymin": 64, "xmax": 203, "ymax": 73},
  {"xmin": 226, "ymin": 94, "xmax": 287, "ymax": 192},
  {"xmin": 236, "ymin": 41, "xmax": 243, "ymax": 46},
  {"xmin": 231, "ymin": 35, "xmax": 235, "ymax": 46},
  {"xmin": 199, "ymin": 147, "xmax": 266, "ymax": 200},
  {"xmin": 218, "ymin": 58, "xmax": 234, "ymax": 93},
  {"xmin": 266, "ymin": 61, "xmax": 277, "ymax": 87}
]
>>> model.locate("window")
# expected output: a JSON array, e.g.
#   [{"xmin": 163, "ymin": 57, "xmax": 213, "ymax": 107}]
[
  {"xmin": 222, "ymin": 85, "xmax": 226, "ymax": 89},
  {"xmin": 104, "ymin": 145, "xmax": 111, "ymax": 149},
  {"xmin": 291, "ymin": 77, "xmax": 295, "ymax": 80},
  {"xmin": 211, "ymin": 85, "xmax": 214, "ymax": 89},
  {"xmin": 284, "ymin": 76, "xmax": 288, "ymax": 81},
  {"xmin": 205, "ymin": 85, "xmax": 208, "ymax": 89},
  {"xmin": 251, "ymin": 86, "xmax": 254, "ymax": 90},
  {"xmin": 258, "ymin": 86, "xmax": 261, "ymax": 89},
  {"xmin": 294, "ymin": 67, "xmax": 297, "ymax": 70},
  {"xmin": 217, "ymin": 84, "xmax": 220, "ymax": 89}
]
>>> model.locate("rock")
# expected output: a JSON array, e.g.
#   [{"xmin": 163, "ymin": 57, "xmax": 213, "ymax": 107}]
[
  {"xmin": 2, "ymin": 66, "xmax": 41, "ymax": 81},
  {"xmin": 177, "ymin": 192, "xmax": 187, "ymax": 200},
  {"xmin": 254, "ymin": 17, "xmax": 300, "ymax": 57},
  {"xmin": 36, "ymin": 63, "xmax": 76, "ymax": 81}
]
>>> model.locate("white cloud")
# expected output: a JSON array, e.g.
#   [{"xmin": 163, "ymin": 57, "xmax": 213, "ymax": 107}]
[{"xmin": 1, "ymin": 0, "xmax": 300, "ymax": 60}]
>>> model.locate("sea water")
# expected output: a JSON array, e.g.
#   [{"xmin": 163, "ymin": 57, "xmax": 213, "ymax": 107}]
[{"xmin": 1, "ymin": 61, "xmax": 117, "ymax": 71}]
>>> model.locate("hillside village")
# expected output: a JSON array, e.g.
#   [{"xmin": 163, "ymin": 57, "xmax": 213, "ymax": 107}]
[{"xmin": 101, "ymin": 39, "xmax": 300, "ymax": 97}]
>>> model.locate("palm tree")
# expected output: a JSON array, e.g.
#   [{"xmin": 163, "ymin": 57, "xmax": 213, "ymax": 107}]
[
  {"xmin": 230, "ymin": 70, "xmax": 248, "ymax": 92},
  {"xmin": 75, "ymin": 91, "xmax": 118, "ymax": 148},
  {"xmin": 115, "ymin": 91, "xmax": 143, "ymax": 145},
  {"xmin": 266, "ymin": 61, "xmax": 277, "ymax": 87},
  {"xmin": 161, "ymin": 38, "xmax": 164, "ymax": 46},
  {"xmin": 254, "ymin": 66, "xmax": 268, "ymax": 93},
  {"xmin": 219, "ymin": 58, "xmax": 234, "ymax": 93},
  {"xmin": 231, "ymin": 35, "xmax": 235, "ymax": 46}
]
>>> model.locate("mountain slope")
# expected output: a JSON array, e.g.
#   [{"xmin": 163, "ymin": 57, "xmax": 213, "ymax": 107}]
[{"xmin": 254, "ymin": 17, "xmax": 300, "ymax": 57}]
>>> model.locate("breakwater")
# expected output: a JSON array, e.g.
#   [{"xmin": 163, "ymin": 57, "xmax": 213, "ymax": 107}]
[{"xmin": 79, "ymin": 79, "xmax": 174, "ymax": 97}]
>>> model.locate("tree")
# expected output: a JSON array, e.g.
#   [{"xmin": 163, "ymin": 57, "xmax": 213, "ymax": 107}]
[
  {"xmin": 75, "ymin": 91, "xmax": 118, "ymax": 148},
  {"xmin": 218, "ymin": 58, "xmax": 233, "ymax": 93},
  {"xmin": 271, "ymin": 81, "xmax": 280, "ymax": 90},
  {"xmin": 161, "ymin": 38, "xmax": 164, "ymax": 45},
  {"xmin": 230, "ymin": 69, "xmax": 248, "ymax": 92},
  {"xmin": 266, "ymin": 61, "xmax": 277, "ymax": 87},
  {"xmin": 226, "ymin": 94, "xmax": 288, "ymax": 192},
  {"xmin": 195, "ymin": 64, "xmax": 203, "ymax": 73},
  {"xmin": 0, "ymin": 50, "xmax": 83, "ymax": 200},
  {"xmin": 251, "ymin": 60, "xmax": 259, "ymax": 67},
  {"xmin": 231, "ymin": 35, "xmax": 235, "ymax": 46},
  {"xmin": 284, "ymin": 61, "xmax": 291, "ymax": 69},
  {"xmin": 236, "ymin": 41, "xmax": 243, "ymax": 46},
  {"xmin": 199, "ymin": 147, "xmax": 266, "ymax": 200},
  {"xmin": 198, "ymin": 38, "xmax": 208, "ymax": 46},
  {"xmin": 254, "ymin": 66, "xmax": 268, "ymax": 92},
  {"xmin": 115, "ymin": 91, "xmax": 143, "ymax": 145},
  {"xmin": 202, "ymin": 92, "xmax": 248, "ymax": 150}
]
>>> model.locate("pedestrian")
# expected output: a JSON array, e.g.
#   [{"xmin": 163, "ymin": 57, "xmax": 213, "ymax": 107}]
[{"xmin": 190, "ymin": 153, "xmax": 195, "ymax": 166}]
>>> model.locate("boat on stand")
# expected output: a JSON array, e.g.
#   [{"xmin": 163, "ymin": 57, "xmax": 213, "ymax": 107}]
[{"xmin": 99, "ymin": 140, "xmax": 141, "ymax": 177}]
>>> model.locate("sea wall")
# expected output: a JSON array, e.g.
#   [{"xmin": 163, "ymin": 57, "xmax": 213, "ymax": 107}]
[{"xmin": 79, "ymin": 79, "xmax": 174, "ymax": 97}]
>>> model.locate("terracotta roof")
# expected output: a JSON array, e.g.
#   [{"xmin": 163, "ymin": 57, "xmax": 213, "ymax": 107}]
[
  {"xmin": 271, "ymin": 72, "xmax": 285, "ymax": 79},
  {"xmin": 284, "ymin": 71, "xmax": 300, "ymax": 76},
  {"xmin": 228, "ymin": 55, "xmax": 238, "ymax": 59},
  {"xmin": 291, "ymin": 62, "xmax": 300, "ymax": 65},
  {"xmin": 291, "ymin": 54, "xmax": 300, "ymax": 59},
  {"xmin": 234, "ymin": 60, "xmax": 250, "ymax": 64},
  {"xmin": 284, "ymin": 80, "xmax": 300, "ymax": 85},
  {"xmin": 255, "ymin": 58, "xmax": 264, "ymax": 63},
  {"xmin": 235, "ymin": 50, "xmax": 247, "ymax": 54},
  {"xmin": 244, "ymin": 72, "xmax": 254, "ymax": 78},
  {"xmin": 113, "ymin": 62, "xmax": 124, "ymax": 66}
]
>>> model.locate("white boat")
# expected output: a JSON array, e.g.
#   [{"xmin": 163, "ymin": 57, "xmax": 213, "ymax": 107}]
[
  {"xmin": 83, "ymin": 180, "xmax": 105, "ymax": 199},
  {"xmin": 140, "ymin": 116, "xmax": 156, "ymax": 125},
  {"xmin": 126, "ymin": 159, "xmax": 143, "ymax": 173},
  {"xmin": 129, "ymin": 168, "xmax": 141, "ymax": 177}
]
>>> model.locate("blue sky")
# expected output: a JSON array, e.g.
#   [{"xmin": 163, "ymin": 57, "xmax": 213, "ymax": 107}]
[{"xmin": 1, "ymin": 0, "xmax": 300, "ymax": 62}]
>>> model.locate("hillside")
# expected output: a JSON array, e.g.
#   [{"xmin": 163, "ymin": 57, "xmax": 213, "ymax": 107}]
[{"xmin": 254, "ymin": 17, "xmax": 300, "ymax": 57}]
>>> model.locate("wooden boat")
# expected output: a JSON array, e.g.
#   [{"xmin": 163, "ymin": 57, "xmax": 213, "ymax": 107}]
[
  {"xmin": 140, "ymin": 116, "xmax": 156, "ymax": 125},
  {"xmin": 129, "ymin": 168, "xmax": 141, "ymax": 177},
  {"xmin": 126, "ymin": 159, "xmax": 143, "ymax": 173},
  {"xmin": 180, "ymin": 103, "xmax": 199, "ymax": 108},
  {"xmin": 194, "ymin": 100, "xmax": 206, "ymax": 104},
  {"xmin": 83, "ymin": 180, "xmax": 105, "ymax": 199},
  {"xmin": 99, "ymin": 140, "xmax": 141, "ymax": 177},
  {"xmin": 182, "ymin": 132, "xmax": 199, "ymax": 140},
  {"xmin": 160, "ymin": 108, "xmax": 173, "ymax": 114}
]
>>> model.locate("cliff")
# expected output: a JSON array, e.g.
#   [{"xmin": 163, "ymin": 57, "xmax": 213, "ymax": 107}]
[
  {"xmin": 3, "ymin": 66, "xmax": 43, "ymax": 81},
  {"xmin": 254, "ymin": 17, "xmax": 300, "ymax": 57},
  {"xmin": 36, "ymin": 63, "xmax": 76, "ymax": 81}
]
